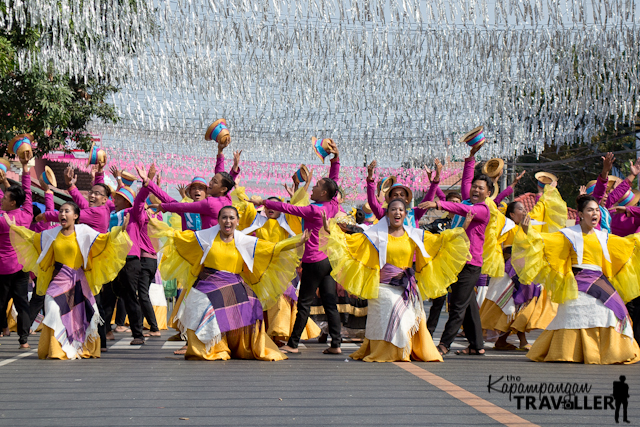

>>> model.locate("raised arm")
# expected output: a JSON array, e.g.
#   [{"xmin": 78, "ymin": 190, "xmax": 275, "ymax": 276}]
[
  {"xmin": 329, "ymin": 155, "xmax": 340, "ymax": 184},
  {"xmin": 44, "ymin": 192, "xmax": 54, "ymax": 212},
  {"xmin": 493, "ymin": 186, "xmax": 513, "ymax": 205},
  {"xmin": 68, "ymin": 186, "xmax": 90, "ymax": 209},
  {"xmin": 461, "ymin": 157, "xmax": 475, "ymax": 201},
  {"xmin": 20, "ymin": 161, "xmax": 32, "ymax": 216},
  {"xmin": 263, "ymin": 199, "xmax": 316, "ymax": 221},
  {"xmin": 130, "ymin": 185, "xmax": 149, "ymax": 224},
  {"xmin": 365, "ymin": 160, "xmax": 385, "ymax": 219},
  {"xmin": 215, "ymin": 152, "xmax": 225, "ymax": 175},
  {"xmin": 607, "ymin": 158, "xmax": 640, "ymax": 208},
  {"xmin": 147, "ymin": 180, "xmax": 177, "ymax": 204},
  {"xmin": 230, "ymin": 150, "xmax": 242, "ymax": 180}
]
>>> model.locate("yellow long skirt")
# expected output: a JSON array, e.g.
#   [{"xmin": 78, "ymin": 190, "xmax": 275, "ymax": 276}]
[
  {"xmin": 185, "ymin": 321, "xmax": 287, "ymax": 361},
  {"xmin": 266, "ymin": 296, "xmax": 322, "ymax": 340},
  {"xmin": 350, "ymin": 317, "xmax": 443, "ymax": 363},
  {"xmin": 38, "ymin": 326, "xmax": 101, "ymax": 360},
  {"xmin": 527, "ymin": 327, "xmax": 640, "ymax": 365},
  {"xmin": 480, "ymin": 289, "xmax": 557, "ymax": 333},
  {"xmin": 6, "ymin": 299, "xmax": 17, "ymax": 332}
]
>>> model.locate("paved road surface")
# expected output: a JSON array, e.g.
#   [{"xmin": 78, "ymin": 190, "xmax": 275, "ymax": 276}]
[{"xmin": 0, "ymin": 310, "xmax": 637, "ymax": 426}]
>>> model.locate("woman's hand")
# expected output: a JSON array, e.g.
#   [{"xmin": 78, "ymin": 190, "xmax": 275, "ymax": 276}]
[
  {"xmin": 417, "ymin": 201, "xmax": 437, "ymax": 210},
  {"xmin": 433, "ymin": 158, "xmax": 442, "ymax": 182},
  {"xmin": 511, "ymin": 170, "xmax": 526, "ymax": 187},
  {"xmin": 367, "ymin": 160, "xmax": 377, "ymax": 181},
  {"xmin": 321, "ymin": 211, "xmax": 330, "ymax": 234},
  {"xmin": 232, "ymin": 150, "xmax": 242, "ymax": 171},
  {"xmin": 35, "ymin": 213, "xmax": 46, "ymax": 222},
  {"xmin": 578, "ymin": 185, "xmax": 587, "ymax": 196},
  {"xmin": 462, "ymin": 212, "xmax": 475, "ymax": 230},
  {"xmin": 122, "ymin": 213, "xmax": 130, "ymax": 230},
  {"xmin": 109, "ymin": 165, "xmax": 120, "ymax": 180},
  {"xmin": 283, "ymin": 183, "xmax": 294, "ymax": 198},
  {"xmin": 303, "ymin": 168, "xmax": 314, "ymax": 192},
  {"xmin": 64, "ymin": 166, "xmax": 77, "ymax": 187},
  {"xmin": 248, "ymin": 196, "xmax": 264, "ymax": 206},
  {"xmin": 3, "ymin": 213, "xmax": 16, "ymax": 227},
  {"xmin": 521, "ymin": 215, "xmax": 531, "ymax": 234},
  {"xmin": 301, "ymin": 229, "xmax": 311, "ymax": 244},
  {"xmin": 177, "ymin": 184, "xmax": 187, "ymax": 199}
]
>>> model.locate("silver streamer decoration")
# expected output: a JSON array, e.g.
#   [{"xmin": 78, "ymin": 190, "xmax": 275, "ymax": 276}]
[{"xmin": 3, "ymin": 0, "xmax": 640, "ymax": 165}]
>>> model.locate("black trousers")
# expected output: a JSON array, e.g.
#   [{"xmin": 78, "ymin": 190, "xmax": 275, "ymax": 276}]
[
  {"xmin": 288, "ymin": 259, "xmax": 341, "ymax": 348},
  {"xmin": 615, "ymin": 399, "xmax": 628, "ymax": 422},
  {"xmin": 115, "ymin": 298, "xmax": 127, "ymax": 326},
  {"xmin": 0, "ymin": 270, "xmax": 30, "ymax": 344},
  {"xmin": 138, "ymin": 257, "xmax": 159, "ymax": 332},
  {"xmin": 427, "ymin": 295, "xmax": 446, "ymax": 337},
  {"xmin": 29, "ymin": 289, "xmax": 45, "ymax": 325},
  {"xmin": 101, "ymin": 257, "xmax": 144, "ymax": 339},
  {"xmin": 439, "ymin": 264, "xmax": 484, "ymax": 350},
  {"xmin": 626, "ymin": 297, "xmax": 640, "ymax": 346}
]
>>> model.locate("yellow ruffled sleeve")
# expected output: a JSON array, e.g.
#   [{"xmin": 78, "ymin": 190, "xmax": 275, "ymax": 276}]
[
  {"xmin": 481, "ymin": 198, "xmax": 506, "ymax": 278},
  {"xmin": 83, "ymin": 227, "xmax": 132, "ymax": 294},
  {"xmin": 233, "ymin": 187, "xmax": 258, "ymax": 231},
  {"xmin": 318, "ymin": 220, "xmax": 380, "ymax": 299},
  {"xmin": 290, "ymin": 187, "xmax": 310, "ymax": 206},
  {"xmin": 167, "ymin": 212, "xmax": 182, "ymax": 231},
  {"xmin": 607, "ymin": 234, "xmax": 640, "ymax": 303},
  {"xmin": 415, "ymin": 228, "xmax": 471, "ymax": 299},
  {"xmin": 511, "ymin": 228, "xmax": 576, "ymax": 303},
  {"xmin": 541, "ymin": 186, "xmax": 567, "ymax": 233},
  {"xmin": 242, "ymin": 234, "xmax": 304, "ymax": 310},
  {"xmin": 9, "ymin": 226, "xmax": 54, "ymax": 296},
  {"xmin": 148, "ymin": 218, "xmax": 203, "ymax": 293}
]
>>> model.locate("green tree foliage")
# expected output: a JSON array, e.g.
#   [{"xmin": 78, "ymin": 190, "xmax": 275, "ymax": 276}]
[{"xmin": 0, "ymin": 8, "xmax": 119, "ymax": 157}]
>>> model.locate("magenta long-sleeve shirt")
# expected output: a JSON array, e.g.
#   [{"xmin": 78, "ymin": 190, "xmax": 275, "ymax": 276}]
[
  {"xmin": 216, "ymin": 153, "xmax": 240, "ymax": 180},
  {"xmin": 493, "ymin": 186, "xmax": 513, "ymax": 205},
  {"xmin": 461, "ymin": 157, "xmax": 475, "ymax": 200},
  {"xmin": 263, "ymin": 159, "xmax": 340, "ymax": 263},
  {"xmin": 365, "ymin": 179, "xmax": 431, "ymax": 225},
  {"xmin": 44, "ymin": 185, "xmax": 112, "ymax": 233},
  {"xmin": 437, "ymin": 199, "xmax": 489, "ymax": 267},
  {"xmin": 0, "ymin": 173, "xmax": 33, "ymax": 274},
  {"xmin": 161, "ymin": 194, "xmax": 232, "ymax": 229},
  {"xmin": 594, "ymin": 175, "xmax": 631, "ymax": 209},
  {"xmin": 611, "ymin": 207, "xmax": 640, "ymax": 236}
]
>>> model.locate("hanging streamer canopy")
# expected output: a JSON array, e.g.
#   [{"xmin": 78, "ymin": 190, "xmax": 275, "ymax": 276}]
[{"xmin": 4, "ymin": 0, "xmax": 640, "ymax": 165}]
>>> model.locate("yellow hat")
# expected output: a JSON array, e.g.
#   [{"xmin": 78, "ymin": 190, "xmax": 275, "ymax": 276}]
[
  {"xmin": 205, "ymin": 119, "xmax": 230, "ymax": 147},
  {"xmin": 41, "ymin": 166, "xmax": 57, "ymax": 187},
  {"xmin": 535, "ymin": 172, "xmax": 557, "ymax": 188},
  {"xmin": 459, "ymin": 126, "xmax": 485, "ymax": 148},
  {"xmin": 482, "ymin": 158, "xmax": 504, "ymax": 178},
  {"xmin": 9, "ymin": 134, "xmax": 33, "ymax": 160},
  {"xmin": 87, "ymin": 142, "xmax": 107, "ymax": 166}
]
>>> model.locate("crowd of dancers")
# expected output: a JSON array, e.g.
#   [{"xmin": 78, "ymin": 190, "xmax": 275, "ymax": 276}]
[{"xmin": 1, "ymin": 129, "xmax": 639, "ymax": 365}]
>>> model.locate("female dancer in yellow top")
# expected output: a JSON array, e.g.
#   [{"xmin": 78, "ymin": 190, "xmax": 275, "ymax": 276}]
[
  {"xmin": 5, "ymin": 202, "xmax": 131, "ymax": 359},
  {"xmin": 319, "ymin": 198, "xmax": 471, "ymax": 362},
  {"xmin": 480, "ymin": 186, "xmax": 564, "ymax": 350},
  {"xmin": 149, "ymin": 206, "xmax": 309, "ymax": 360},
  {"xmin": 513, "ymin": 194, "xmax": 640, "ymax": 364}
]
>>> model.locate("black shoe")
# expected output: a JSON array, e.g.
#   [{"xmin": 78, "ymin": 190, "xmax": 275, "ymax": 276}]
[{"xmin": 130, "ymin": 338, "xmax": 145, "ymax": 345}]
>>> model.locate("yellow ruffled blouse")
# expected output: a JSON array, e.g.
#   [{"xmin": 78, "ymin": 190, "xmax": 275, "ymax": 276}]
[
  {"xmin": 9, "ymin": 226, "xmax": 131, "ymax": 295},
  {"xmin": 232, "ymin": 186, "xmax": 304, "ymax": 236},
  {"xmin": 149, "ymin": 219, "xmax": 304, "ymax": 310},
  {"xmin": 319, "ymin": 221, "xmax": 471, "ymax": 300},
  {"xmin": 528, "ymin": 185, "xmax": 568, "ymax": 233},
  {"xmin": 512, "ymin": 227, "xmax": 640, "ymax": 304}
]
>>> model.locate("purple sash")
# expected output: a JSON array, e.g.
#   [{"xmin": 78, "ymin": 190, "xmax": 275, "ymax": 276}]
[
  {"xmin": 283, "ymin": 274, "xmax": 299, "ymax": 302},
  {"xmin": 574, "ymin": 268, "xmax": 629, "ymax": 322},
  {"xmin": 505, "ymin": 259, "xmax": 541, "ymax": 306},
  {"xmin": 48, "ymin": 264, "xmax": 96, "ymax": 346},
  {"xmin": 475, "ymin": 274, "xmax": 489, "ymax": 287},
  {"xmin": 194, "ymin": 268, "xmax": 263, "ymax": 335},
  {"xmin": 379, "ymin": 264, "xmax": 419, "ymax": 342}
]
